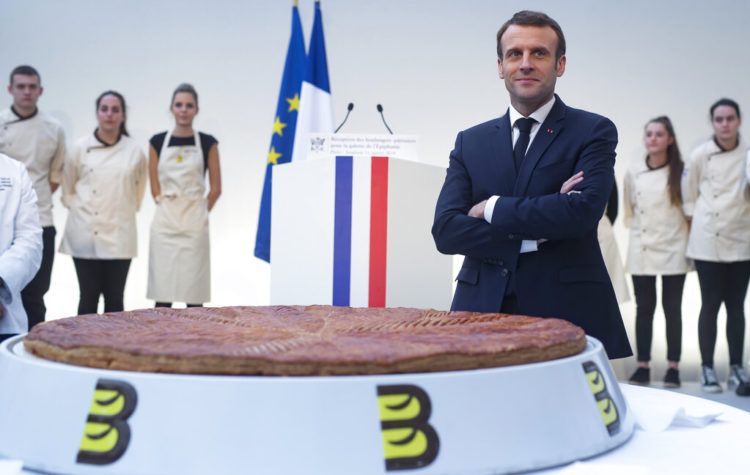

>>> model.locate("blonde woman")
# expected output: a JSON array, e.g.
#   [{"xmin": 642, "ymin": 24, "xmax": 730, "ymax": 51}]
[{"xmin": 147, "ymin": 83, "xmax": 221, "ymax": 308}]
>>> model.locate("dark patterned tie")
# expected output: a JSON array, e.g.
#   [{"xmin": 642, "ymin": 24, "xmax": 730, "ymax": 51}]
[{"xmin": 513, "ymin": 117, "xmax": 536, "ymax": 174}]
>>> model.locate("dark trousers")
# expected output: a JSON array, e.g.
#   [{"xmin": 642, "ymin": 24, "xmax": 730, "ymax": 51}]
[
  {"xmin": 72, "ymin": 258, "xmax": 131, "ymax": 315},
  {"xmin": 0, "ymin": 334, "xmax": 16, "ymax": 343},
  {"xmin": 695, "ymin": 260, "xmax": 750, "ymax": 366},
  {"xmin": 21, "ymin": 226, "xmax": 55, "ymax": 330},
  {"xmin": 631, "ymin": 274, "xmax": 686, "ymax": 362},
  {"xmin": 155, "ymin": 302, "xmax": 203, "ymax": 308}
]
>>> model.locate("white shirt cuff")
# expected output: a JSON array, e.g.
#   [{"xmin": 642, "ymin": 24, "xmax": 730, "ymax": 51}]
[
  {"xmin": 484, "ymin": 195, "xmax": 499, "ymax": 223},
  {"xmin": 483, "ymin": 196, "xmax": 537, "ymax": 253}
]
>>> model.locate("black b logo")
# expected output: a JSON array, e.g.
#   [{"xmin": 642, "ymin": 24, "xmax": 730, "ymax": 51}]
[
  {"xmin": 377, "ymin": 384, "xmax": 440, "ymax": 471},
  {"xmin": 77, "ymin": 379, "xmax": 138, "ymax": 465}
]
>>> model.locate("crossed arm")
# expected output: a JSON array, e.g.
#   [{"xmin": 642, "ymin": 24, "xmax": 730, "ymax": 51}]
[{"xmin": 432, "ymin": 117, "xmax": 617, "ymax": 258}]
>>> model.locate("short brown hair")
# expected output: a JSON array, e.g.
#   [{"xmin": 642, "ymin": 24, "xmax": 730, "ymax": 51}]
[
  {"xmin": 9, "ymin": 65, "xmax": 41, "ymax": 85},
  {"xmin": 496, "ymin": 11, "xmax": 566, "ymax": 61}
]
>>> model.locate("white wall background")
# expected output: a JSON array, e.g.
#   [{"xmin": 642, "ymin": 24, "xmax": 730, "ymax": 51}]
[{"xmin": 2, "ymin": 0, "xmax": 749, "ymax": 380}]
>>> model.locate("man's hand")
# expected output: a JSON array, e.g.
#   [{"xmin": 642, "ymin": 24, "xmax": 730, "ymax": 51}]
[
  {"xmin": 560, "ymin": 171, "xmax": 584, "ymax": 194},
  {"xmin": 535, "ymin": 172, "xmax": 585, "ymax": 247},
  {"xmin": 468, "ymin": 200, "xmax": 487, "ymax": 219}
]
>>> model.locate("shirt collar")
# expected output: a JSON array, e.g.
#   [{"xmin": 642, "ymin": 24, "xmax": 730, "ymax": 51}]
[
  {"xmin": 10, "ymin": 105, "xmax": 38, "ymax": 121},
  {"xmin": 713, "ymin": 134, "xmax": 741, "ymax": 153},
  {"xmin": 508, "ymin": 96, "xmax": 556, "ymax": 128}
]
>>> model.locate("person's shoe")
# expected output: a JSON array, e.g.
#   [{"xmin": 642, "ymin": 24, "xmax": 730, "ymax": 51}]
[
  {"xmin": 628, "ymin": 367, "xmax": 650, "ymax": 385},
  {"xmin": 728, "ymin": 365, "xmax": 750, "ymax": 396},
  {"xmin": 663, "ymin": 368, "xmax": 681, "ymax": 388},
  {"xmin": 701, "ymin": 365, "xmax": 722, "ymax": 393}
]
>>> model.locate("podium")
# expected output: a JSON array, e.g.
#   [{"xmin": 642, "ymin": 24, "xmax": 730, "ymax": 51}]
[{"xmin": 270, "ymin": 142, "xmax": 452, "ymax": 310}]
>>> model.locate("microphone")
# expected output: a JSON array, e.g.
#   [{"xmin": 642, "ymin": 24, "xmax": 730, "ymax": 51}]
[
  {"xmin": 334, "ymin": 102, "xmax": 354, "ymax": 133},
  {"xmin": 376, "ymin": 104, "xmax": 394, "ymax": 134}
]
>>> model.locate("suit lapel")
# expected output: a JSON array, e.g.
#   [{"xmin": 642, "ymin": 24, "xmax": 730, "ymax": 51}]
[
  {"xmin": 490, "ymin": 112, "xmax": 516, "ymax": 195},
  {"xmin": 513, "ymin": 96, "xmax": 567, "ymax": 196}
]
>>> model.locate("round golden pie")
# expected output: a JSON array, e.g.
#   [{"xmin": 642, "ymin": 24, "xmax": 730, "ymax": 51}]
[{"xmin": 24, "ymin": 305, "xmax": 586, "ymax": 375}]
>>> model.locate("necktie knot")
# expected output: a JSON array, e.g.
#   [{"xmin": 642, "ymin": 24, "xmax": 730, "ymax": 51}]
[{"xmin": 515, "ymin": 117, "xmax": 535, "ymax": 134}]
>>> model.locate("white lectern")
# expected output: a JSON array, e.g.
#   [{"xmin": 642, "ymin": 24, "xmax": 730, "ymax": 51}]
[{"xmin": 270, "ymin": 147, "xmax": 452, "ymax": 310}]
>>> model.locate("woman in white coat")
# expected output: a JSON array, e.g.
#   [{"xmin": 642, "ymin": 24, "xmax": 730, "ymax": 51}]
[
  {"xmin": 683, "ymin": 99, "xmax": 750, "ymax": 395},
  {"xmin": 624, "ymin": 116, "xmax": 689, "ymax": 388},
  {"xmin": 147, "ymin": 83, "xmax": 221, "ymax": 307},
  {"xmin": 60, "ymin": 91, "xmax": 147, "ymax": 315}
]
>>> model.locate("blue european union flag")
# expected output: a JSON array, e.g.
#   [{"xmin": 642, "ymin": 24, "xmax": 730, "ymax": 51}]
[{"xmin": 254, "ymin": 3, "xmax": 306, "ymax": 262}]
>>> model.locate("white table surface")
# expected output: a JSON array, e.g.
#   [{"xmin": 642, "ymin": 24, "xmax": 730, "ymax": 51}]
[
  {"xmin": 540, "ymin": 383, "xmax": 750, "ymax": 474},
  {"xmin": 3, "ymin": 383, "xmax": 749, "ymax": 475}
]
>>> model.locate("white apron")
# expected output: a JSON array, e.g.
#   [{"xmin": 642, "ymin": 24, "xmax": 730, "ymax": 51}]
[
  {"xmin": 598, "ymin": 214, "xmax": 630, "ymax": 304},
  {"xmin": 147, "ymin": 131, "xmax": 210, "ymax": 303}
]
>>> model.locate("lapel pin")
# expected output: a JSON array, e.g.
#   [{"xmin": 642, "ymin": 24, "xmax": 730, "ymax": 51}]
[{"xmin": 547, "ymin": 128, "xmax": 554, "ymax": 134}]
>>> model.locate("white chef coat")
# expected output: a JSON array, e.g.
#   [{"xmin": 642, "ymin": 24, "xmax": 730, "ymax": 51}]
[
  {"xmin": 597, "ymin": 214, "xmax": 630, "ymax": 303},
  {"xmin": 682, "ymin": 138, "xmax": 750, "ymax": 262},
  {"xmin": 0, "ymin": 153, "xmax": 43, "ymax": 334},
  {"xmin": 0, "ymin": 107, "xmax": 65, "ymax": 227},
  {"xmin": 624, "ymin": 157, "xmax": 691, "ymax": 274},
  {"xmin": 147, "ymin": 131, "xmax": 211, "ymax": 303},
  {"xmin": 59, "ymin": 133, "xmax": 147, "ymax": 259}
]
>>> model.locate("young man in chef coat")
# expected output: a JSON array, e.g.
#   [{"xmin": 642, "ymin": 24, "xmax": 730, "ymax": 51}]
[{"xmin": 0, "ymin": 65, "xmax": 66, "ymax": 329}]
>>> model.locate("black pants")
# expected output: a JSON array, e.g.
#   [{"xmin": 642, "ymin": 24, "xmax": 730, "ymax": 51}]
[
  {"xmin": 631, "ymin": 274, "xmax": 686, "ymax": 362},
  {"xmin": 155, "ymin": 302, "xmax": 203, "ymax": 308},
  {"xmin": 0, "ymin": 334, "xmax": 16, "ymax": 343},
  {"xmin": 21, "ymin": 226, "xmax": 55, "ymax": 330},
  {"xmin": 73, "ymin": 258, "xmax": 131, "ymax": 315},
  {"xmin": 695, "ymin": 260, "xmax": 750, "ymax": 366}
]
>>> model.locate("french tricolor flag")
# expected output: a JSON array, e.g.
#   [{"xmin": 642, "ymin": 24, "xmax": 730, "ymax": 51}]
[
  {"xmin": 271, "ymin": 155, "xmax": 452, "ymax": 310},
  {"xmin": 291, "ymin": 0, "xmax": 333, "ymax": 163},
  {"xmin": 332, "ymin": 155, "xmax": 389, "ymax": 307}
]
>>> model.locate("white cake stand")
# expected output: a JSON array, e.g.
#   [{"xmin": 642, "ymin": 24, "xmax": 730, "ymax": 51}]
[{"xmin": 0, "ymin": 335, "xmax": 633, "ymax": 474}]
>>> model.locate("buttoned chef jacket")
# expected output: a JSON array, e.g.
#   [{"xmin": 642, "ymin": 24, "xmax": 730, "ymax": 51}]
[
  {"xmin": 59, "ymin": 134, "xmax": 147, "ymax": 259},
  {"xmin": 623, "ymin": 157, "xmax": 691, "ymax": 275},
  {"xmin": 682, "ymin": 138, "xmax": 750, "ymax": 262},
  {"xmin": 0, "ymin": 153, "xmax": 43, "ymax": 334},
  {"xmin": 0, "ymin": 108, "xmax": 65, "ymax": 227}
]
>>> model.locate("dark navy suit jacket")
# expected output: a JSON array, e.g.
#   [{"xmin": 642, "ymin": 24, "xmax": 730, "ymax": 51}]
[{"xmin": 432, "ymin": 96, "xmax": 632, "ymax": 359}]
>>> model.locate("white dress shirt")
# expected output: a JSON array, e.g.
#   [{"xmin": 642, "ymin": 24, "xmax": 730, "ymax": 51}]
[
  {"xmin": 0, "ymin": 107, "xmax": 65, "ymax": 227},
  {"xmin": 0, "ymin": 153, "xmax": 43, "ymax": 334},
  {"xmin": 484, "ymin": 96, "xmax": 557, "ymax": 252}
]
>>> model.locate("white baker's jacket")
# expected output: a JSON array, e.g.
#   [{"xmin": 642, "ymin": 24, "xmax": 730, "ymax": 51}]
[
  {"xmin": 59, "ymin": 134, "xmax": 147, "ymax": 258},
  {"xmin": 0, "ymin": 153, "xmax": 43, "ymax": 334},
  {"xmin": 0, "ymin": 108, "xmax": 65, "ymax": 227},
  {"xmin": 623, "ymin": 157, "xmax": 691, "ymax": 274},
  {"xmin": 682, "ymin": 138, "xmax": 750, "ymax": 262}
]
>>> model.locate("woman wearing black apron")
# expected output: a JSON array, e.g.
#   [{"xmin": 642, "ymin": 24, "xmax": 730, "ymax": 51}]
[{"xmin": 147, "ymin": 83, "xmax": 221, "ymax": 307}]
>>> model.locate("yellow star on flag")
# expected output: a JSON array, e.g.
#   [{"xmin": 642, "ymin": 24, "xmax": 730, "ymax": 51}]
[
  {"xmin": 272, "ymin": 116, "xmax": 287, "ymax": 137},
  {"xmin": 267, "ymin": 146, "xmax": 282, "ymax": 165},
  {"xmin": 286, "ymin": 94, "xmax": 300, "ymax": 112}
]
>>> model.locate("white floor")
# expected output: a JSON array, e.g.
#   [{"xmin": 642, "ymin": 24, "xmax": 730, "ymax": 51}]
[{"xmin": 620, "ymin": 380, "xmax": 750, "ymax": 412}]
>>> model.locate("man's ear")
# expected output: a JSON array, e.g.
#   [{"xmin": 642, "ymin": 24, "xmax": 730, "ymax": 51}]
[
  {"xmin": 556, "ymin": 55, "xmax": 566, "ymax": 77},
  {"xmin": 497, "ymin": 58, "xmax": 505, "ymax": 79}
]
